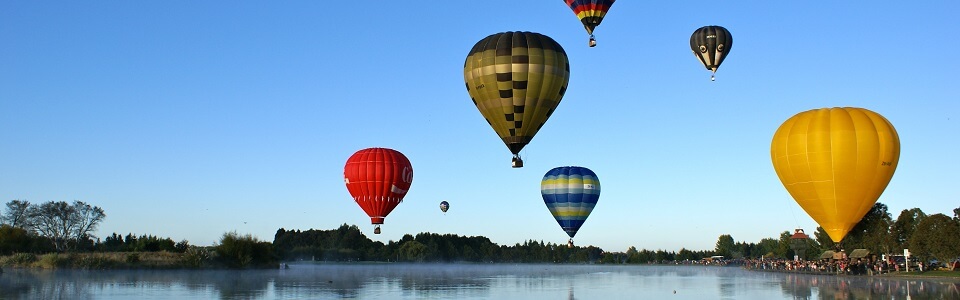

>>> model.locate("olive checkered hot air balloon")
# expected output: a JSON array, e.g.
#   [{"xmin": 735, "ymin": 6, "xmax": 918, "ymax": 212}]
[
  {"xmin": 564, "ymin": 0, "xmax": 616, "ymax": 47},
  {"xmin": 541, "ymin": 166, "xmax": 600, "ymax": 247},
  {"xmin": 690, "ymin": 25, "xmax": 733, "ymax": 81},
  {"xmin": 463, "ymin": 31, "xmax": 570, "ymax": 168}
]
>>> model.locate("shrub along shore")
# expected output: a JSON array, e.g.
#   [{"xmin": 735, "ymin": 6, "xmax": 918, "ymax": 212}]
[{"xmin": 0, "ymin": 251, "xmax": 216, "ymax": 270}]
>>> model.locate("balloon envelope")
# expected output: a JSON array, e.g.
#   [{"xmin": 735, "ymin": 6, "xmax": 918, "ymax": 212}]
[
  {"xmin": 463, "ymin": 31, "xmax": 570, "ymax": 166},
  {"xmin": 771, "ymin": 107, "xmax": 900, "ymax": 242},
  {"xmin": 690, "ymin": 25, "xmax": 732, "ymax": 78},
  {"xmin": 344, "ymin": 147, "xmax": 413, "ymax": 225},
  {"xmin": 439, "ymin": 201, "xmax": 449, "ymax": 213},
  {"xmin": 564, "ymin": 0, "xmax": 616, "ymax": 46},
  {"xmin": 541, "ymin": 166, "xmax": 601, "ymax": 238}
]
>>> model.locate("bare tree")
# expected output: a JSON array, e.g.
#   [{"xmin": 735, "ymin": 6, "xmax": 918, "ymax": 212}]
[
  {"xmin": 1, "ymin": 199, "xmax": 32, "ymax": 228},
  {"xmin": 70, "ymin": 201, "xmax": 105, "ymax": 243},
  {"xmin": 28, "ymin": 200, "xmax": 106, "ymax": 252}
]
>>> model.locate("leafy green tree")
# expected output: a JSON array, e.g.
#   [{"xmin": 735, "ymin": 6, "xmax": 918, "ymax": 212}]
[
  {"xmin": 677, "ymin": 248, "xmax": 696, "ymax": 261},
  {"xmin": 215, "ymin": 231, "xmax": 276, "ymax": 268},
  {"xmin": 715, "ymin": 234, "xmax": 735, "ymax": 258},
  {"xmin": 891, "ymin": 208, "xmax": 926, "ymax": 251},
  {"xmin": 757, "ymin": 237, "xmax": 780, "ymax": 258},
  {"xmin": 843, "ymin": 202, "xmax": 892, "ymax": 254},
  {"xmin": 908, "ymin": 214, "xmax": 960, "ymax": 262},
  {"xmin": 399, "ymin": 240, "xmax": 427, "ymax": 262},
  {"xmin": 814, "ymin": 227, "xmax": 835, "ymax": 251},
  {"xmin": 776, "ymin": 231, "xmax": 793, "ymax": 258},
  {"xmin": 0, "ymin": 224, "xmax": 31, "ymax": 255}
]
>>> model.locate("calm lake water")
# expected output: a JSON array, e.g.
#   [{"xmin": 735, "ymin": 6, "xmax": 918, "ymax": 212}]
[{"xmin": 1, "ymin": 263, "xmax": 958, "ymax": 299}]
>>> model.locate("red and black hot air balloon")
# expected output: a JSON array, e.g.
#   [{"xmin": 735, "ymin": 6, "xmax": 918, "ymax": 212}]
[
  {"xmin": 343, "ymin": 147, "xmax": 413, "ymax": 234},
  {"xmin": 564, "ymin": 0, "xmax": 616, "ymax": 47}
]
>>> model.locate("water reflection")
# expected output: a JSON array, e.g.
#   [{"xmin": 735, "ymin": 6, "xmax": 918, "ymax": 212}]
[
  {"xmin": 0, "ymin": 264, "xmax": 957, "ymax": 299},
  {"xmin": 778, "ymin": 273, "xmax": 960, "ymax": 300}
]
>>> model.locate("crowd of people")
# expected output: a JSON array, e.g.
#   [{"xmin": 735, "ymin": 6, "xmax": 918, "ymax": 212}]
[{"xmin": 740, "ymin": 256, "xmax": 925, "ymax": 275}]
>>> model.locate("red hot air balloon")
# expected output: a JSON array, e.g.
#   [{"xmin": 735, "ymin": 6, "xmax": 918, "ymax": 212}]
[{"xmin": 344, "ymin": 147, "xmax": 413, "ymax": 234}]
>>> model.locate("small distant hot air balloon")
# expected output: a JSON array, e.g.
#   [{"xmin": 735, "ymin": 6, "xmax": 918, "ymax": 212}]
[
  {"xmin": 541, "ymin": 166, "xmax": 601, "ymax": 247},
  {"xmin": 690, "ymin": 25, "xmax": 732, "ymax": 81},
  {"xmin": 563, "ymin": 0, "xmax": 616, "ymax": 47},
  {"xmin": 464, "ymin": 31, "xmax": 571, "ymax": 168},
  {"xmin": 344, "ymin": 147, "xmax": 413, "ymax": 234},
  {"xmin": 771, "ymin": 107, "xmax": 900, "ymax": 243},
  {"xmin": 439, "ymin": 201, "xmax": 450, "ymax": 214}
]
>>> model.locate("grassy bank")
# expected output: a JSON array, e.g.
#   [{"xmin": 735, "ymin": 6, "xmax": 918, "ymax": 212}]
[
  {"xmin": 882, "ymin": 270, "xmax": 960, "ymax": 279},
  {"xmin": 0, "ymin": 251, "xmax": 208, "ymax": 270}
]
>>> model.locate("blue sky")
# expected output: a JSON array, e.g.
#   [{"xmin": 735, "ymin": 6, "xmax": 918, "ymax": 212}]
[{"xmin": 2, "ymin": 1, "xmax": 958, "ymax": 252}]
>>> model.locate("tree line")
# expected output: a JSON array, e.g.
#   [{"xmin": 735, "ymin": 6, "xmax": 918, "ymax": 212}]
[
  {"xmin": 0, "ymin": 199, "xmax": 190, "ymax": 255},
  {"xmin": 274, "ymin": 225, "xmax": 605, "ymax": 263},
  {"xmin": 4, "ymin": 199, "xmax": 958, "ymax": 267},
  {"xmin": 712, "ymin": 203, "xmax": 960, "ymax": 264}
]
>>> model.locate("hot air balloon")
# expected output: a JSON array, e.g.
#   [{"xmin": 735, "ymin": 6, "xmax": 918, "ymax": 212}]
[
  {"xmin": 541, "ymin": 166, "xmax": 600, "ymax": 247},
  {"xmin": 464, "ymin": 31, "xmax": 570, "ymax": 168},
  {"xmin": 690, "ymin": 25, "xmax": 732, "ymax": 81},
  {"xmin": 344, "ymin": 147, "xmax": 414, "ymax": 234},
  {"xmin": 564, "ymin": 0, "xmax": 616, "ymax": 47},
  {"xmin": 771, "ymin": 107, "xmax": 900, "ymax": 243},
  {"xmin": 439, "ymin": 201, "xmax": 449, "ymax": 214}
]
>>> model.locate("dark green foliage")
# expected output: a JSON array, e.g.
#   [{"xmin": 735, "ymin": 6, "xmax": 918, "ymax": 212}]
[
  {"xmin": 814, "ymin": 227, "xmax": 835, "ymax": 250},
  {"xmin": 216, "ymin": 232, "xmax": 277, "ymax": 269},
  {"xmin": 909, "ymin": 214, "xmax": 960, "ymax": 262},
  {"xmin": 843, "ymin": 203, "xmax": 894, "ymax": 254},
  {"xmin": 891, "ymin": 208, "xmax": 927, "ymax": 250},
  {"xmin": 606, "ymin": 246, "xmax": 713, "ymax": 264},
  {"xmin": 273, "ymin": 224, "xmax": 607, "ymax": 263},
  {"xmin": 0, "ymin": 224, "xmax": 55, "ymax": 254},
  {"xmin": 98, "ymin": 233, "xmax": 185, "ymax": 253},
  {"xmin": 715, "ymin": 234, "xmax": 736, "ymax": 258},
  {"xmin": 0, "ymin": 225, "xmax": 32, "ymax": 255},
  {"xmin": 273, "ymin": 224, "xmax": 385, "ymax": 261}
]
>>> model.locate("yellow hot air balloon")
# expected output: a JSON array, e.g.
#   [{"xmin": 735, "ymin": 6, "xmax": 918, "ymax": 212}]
[{"xmin": 771, "ymin": 107, "xmax": 900, "ymax": 243}]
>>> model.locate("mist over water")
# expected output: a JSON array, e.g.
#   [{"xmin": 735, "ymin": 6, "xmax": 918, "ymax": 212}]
[{"xmin": 1, "ymin": 264, "xmax": 957, "ymax": 299}]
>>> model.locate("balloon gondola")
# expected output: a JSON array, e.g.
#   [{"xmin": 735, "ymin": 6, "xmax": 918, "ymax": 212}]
[{"xmin": 343, "ymin": 147, "xmax": 414, "ymax": 234}]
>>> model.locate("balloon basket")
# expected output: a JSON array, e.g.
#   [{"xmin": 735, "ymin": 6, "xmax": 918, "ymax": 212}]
[
  {"xmin": 373, "ymin": 225, "xmax": 381, "ymax": 235},
  {"xmin": 588, "ymin": 36, "xmax": 597, "ymax": 48},
  {"xmin": 511, "ymin": 156, "xmax": 523, "ymax": 168}
]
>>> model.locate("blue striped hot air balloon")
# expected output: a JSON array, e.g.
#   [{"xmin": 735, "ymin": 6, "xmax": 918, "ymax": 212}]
[{"xmin": 541, "ymin": 166, "xmax": 600, "ymax": 247}]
